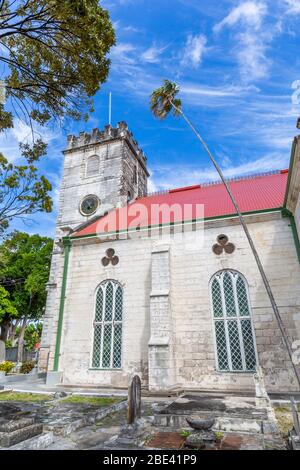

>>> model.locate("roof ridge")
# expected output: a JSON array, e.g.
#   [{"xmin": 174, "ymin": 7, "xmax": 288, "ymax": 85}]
[{"xmin": 144, "ymin": 169, "xmax": 287, "ymax": 199}]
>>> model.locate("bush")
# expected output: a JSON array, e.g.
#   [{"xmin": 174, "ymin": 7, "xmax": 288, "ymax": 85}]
[
  {"xmin": 20, "ymin": 360, "xmax": 35, "ymax": 374},
  {"xmin": 5, "ymin": 339, "xmax": 13, "ymax": 349},
  {"xmin": 0, "ymin": 361, "xmax": 15, "ymax": 374}
]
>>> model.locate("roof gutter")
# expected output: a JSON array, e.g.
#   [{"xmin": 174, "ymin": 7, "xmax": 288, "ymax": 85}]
[{"xmin": 70, "ymin": 207, "xmax": 283, "ymax": 241}]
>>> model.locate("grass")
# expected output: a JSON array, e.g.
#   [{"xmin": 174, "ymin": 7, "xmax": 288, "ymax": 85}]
[
  {"xmin": 63, "ymin": 395, "xmax": 123, "ymax": 407},
  {"xmin": 215, "ymin": 431, "xmax": 224, "ymax": 441},
  {"xmin": 0, "ymin": 391, "xmax": 52, "ymax": 402},
  {"xmin": 273, "ymin": 405, "xmax": 299, "ymax": 437},
  {"xmin": 275, "ymin": 404, "xmax": 300, "ymax": 413},
  {"xmin": 180, "ymin": 430, "xmax": 191, "ymax": 438}
]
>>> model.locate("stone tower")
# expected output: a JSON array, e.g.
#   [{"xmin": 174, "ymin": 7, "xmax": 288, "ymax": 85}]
[
  {"xmin": 56, "ymin": 121, "xmax": 149, "ymax": 236},
  {"xmin": 39, "ymin": 122, "xmax": 149, "ymax": 375}
]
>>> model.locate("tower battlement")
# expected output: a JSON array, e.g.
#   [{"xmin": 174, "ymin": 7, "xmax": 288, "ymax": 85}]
[{"xmin": 65, "ymin": 121, "xmax": 147, "ymax": 165}]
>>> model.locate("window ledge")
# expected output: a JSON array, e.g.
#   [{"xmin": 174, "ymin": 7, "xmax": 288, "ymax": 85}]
[{"xmin": 215, "ymin": 370, "xmax": 256, "ymax": 374}]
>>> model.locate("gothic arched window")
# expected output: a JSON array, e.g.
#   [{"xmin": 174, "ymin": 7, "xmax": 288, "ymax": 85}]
[
  {"xmin": 91, "ymin": 280, "xmax": 123, "ymax": 369},
  {"xmin": 210, "ymin": 270, "xmax": 257, "ymax": 372},
  {"xmin": 86, "ymin": 155, "xmax": 100, "ymax": 177}
]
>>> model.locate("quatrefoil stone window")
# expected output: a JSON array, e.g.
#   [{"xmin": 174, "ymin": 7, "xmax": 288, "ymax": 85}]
[
  {"xmin": 212, "ymin": 234, "xmax": 235, "ymax": 255},
  {"xmin": 102, "ymin": 248, "xmax": 119, "ymax": 267}
]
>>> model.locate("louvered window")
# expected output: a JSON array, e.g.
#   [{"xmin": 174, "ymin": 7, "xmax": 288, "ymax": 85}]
[
  {"xmin": 211, "ymin": 270, "xmax": 257, "ymax": 372},
  {"xmin": 92, "ymin": 280, "xmax": 123, "ymax": 369},
  {"xmin": 86, "ymin": 155, "xmax": 100, "ymax": 177}
]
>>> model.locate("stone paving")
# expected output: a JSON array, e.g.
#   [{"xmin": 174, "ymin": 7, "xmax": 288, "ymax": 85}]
[
  {"xmin": 36, "ymin": 397, "xmax": 288, "ymax": 450},
  {"xmin": 0, "ymin": 390, "xmax": 292, "ymax": 450}
]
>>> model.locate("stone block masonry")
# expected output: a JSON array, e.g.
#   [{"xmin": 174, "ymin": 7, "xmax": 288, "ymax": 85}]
[
  {"xmin": 49, "ymin": 211, "xmax": 300, "ymax": 393},
  {"xmin": 39, "ymin": 123, "xmax": 149, "ymax": 374}
]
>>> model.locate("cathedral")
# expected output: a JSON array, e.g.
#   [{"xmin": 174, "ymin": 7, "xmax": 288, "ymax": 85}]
[{"xmin": 39, "ymin": 122, "xmax": 300, "ymax": 394}]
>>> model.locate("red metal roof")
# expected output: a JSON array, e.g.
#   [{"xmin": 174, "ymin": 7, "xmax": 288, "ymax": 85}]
[{"xmin": 71, "ymin": 171, "xmax": 288, "ymax": 238}]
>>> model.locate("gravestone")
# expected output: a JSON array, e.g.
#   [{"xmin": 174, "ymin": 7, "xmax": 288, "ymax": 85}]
[
  {"xmin": 0, "ymin": 340, "xmax": 5, "ymax": 363},
  {"xmin": 127, "ymin": 375, "xmax": 141, "ymax": 425}
]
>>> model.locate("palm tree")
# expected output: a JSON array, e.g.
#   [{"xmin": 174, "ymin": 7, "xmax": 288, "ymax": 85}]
[{"xmin": 150, "ymin": 79, "xmax": 300, "ymax": 388}]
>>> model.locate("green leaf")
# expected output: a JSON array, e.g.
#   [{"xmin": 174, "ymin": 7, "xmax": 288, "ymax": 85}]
[{"xmin": 150, "ymin": 80, "xmax": 182, "ymax": 120}]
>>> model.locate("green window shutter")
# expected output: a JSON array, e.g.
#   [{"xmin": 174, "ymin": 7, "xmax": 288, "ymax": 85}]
[
  {"xmin": 115, "ymin": 286, "xmax": 123, "ymax": 321},
  {"xmin": 113, "ymin": 323, "xmax": 122, "ymax": 368},
  {"xmin": 241, "ymin": 319, "xmax": 256, "ymax": 371},
  {"xmin": 92, "ymin": 280, "xmax": 123, "ymax": 369},
  {"xmin": 211, "ymin": 271, "xmax": 257, "ymax": 373},
  {"xmin": 92, "ymin": 325, "xmax": 102, "ymax": 368},
  {"xmin": 237, "ymin": 276, "xmax": 250, "ymax": 316},
  {"xmin": 95, "ymin": 287, "xmax": 103, "ymax": 322},
  {"xmin": 223, "ymin": 272, "xmax": 236, "ymax": 317},
  {"xmin": 212, "ymin": 278, "xmax": 223, "ymax": 318},
  {"xmin": 227, "ymin": 320, "xmax": 243, "ymax": 370},
  {"xmin": 215, "ymin": 320, "xmax": 229, "ymax": 371},
  {"xmin": 104, "ymin": 282, "xmax": 114, "ymax": 321}
]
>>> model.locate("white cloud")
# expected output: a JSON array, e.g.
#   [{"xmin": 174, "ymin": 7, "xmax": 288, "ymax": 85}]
[
  {"xmin": 141, "ymin": 44, "xmax": 168, "ymax": 64},
  {"xmin": 214, "ymin": 1, "xmax": 267, "ymax": 33},
  {"xmin": 181, "ymin": 34, "xmax": 207, "ymax": 68},
  {"xmin": 123, "ymin": 25, "xmax": 142, "ymax": 33},
  {"xmin": 214, "ymin": 2, "xmax": 273, "ymax": 82},
  {"xmin": 284, "ymin": 0, "xmax": 300, "ymax": 13},
  {"xmin": 181, "ymin": 83, "xmax": 256, "ymax": 97},
  {"xmin": 236, "ymin": 32, "xmax": 270, "ymax": 81},
  {"xmin": 110, "ymin": 43, "xmax": 136, "ymax": 65},
  {"xmin": 0, "ymin": 119, "xmax": 58, "ymax": 163},
  {"xmin": 10, "ymin": 119, "xmax": 38, "ymax": 143},
  {"xmin": 149, "ymin": 153, "xmax": 288, "ymax": 193}
]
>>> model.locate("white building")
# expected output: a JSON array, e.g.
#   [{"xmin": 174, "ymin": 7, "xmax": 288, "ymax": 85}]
[{"xmin": 39, "ymin": 123, "xmax": 300, "ymax": 394}]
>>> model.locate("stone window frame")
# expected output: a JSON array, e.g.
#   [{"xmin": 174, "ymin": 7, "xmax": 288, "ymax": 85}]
[
  {"xmin": 209, "ymin": 269, "xmax": 258, "ymax": 373},
  {"xmin": 85, "ymin": 154, "xmax": 100, "ymax": 178},
  {"xmin": 90, "ymin": 279, "xmax": 124, "ymax": 370}
]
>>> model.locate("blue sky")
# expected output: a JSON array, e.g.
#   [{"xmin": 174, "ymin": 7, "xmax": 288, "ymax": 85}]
[{"xmin": 2, "ymin": 0, "xmax": 300, "ymax": 237}]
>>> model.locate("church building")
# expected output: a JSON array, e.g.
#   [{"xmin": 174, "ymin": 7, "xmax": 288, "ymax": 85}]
[{"xmin": 39, "ymin": 122, "xmax": 300, "ymax": 394}]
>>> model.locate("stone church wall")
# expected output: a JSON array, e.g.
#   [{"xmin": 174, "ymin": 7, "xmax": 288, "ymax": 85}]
[
  {"xmin": 171, "ymin": 215, "xmax": 300, "ymax": 393},
  {"xmin": 56, "ymin": 212, "xmax": 300, "ymax": 393},
  {"xmin": 60, "ymin": 236, "xmax": 153, "ymax": 387}
]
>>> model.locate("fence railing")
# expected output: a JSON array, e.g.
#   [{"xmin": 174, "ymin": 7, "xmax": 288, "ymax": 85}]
[{"xmin": 5, "ymin": 347, "xmax": 37, "ymax": 363}]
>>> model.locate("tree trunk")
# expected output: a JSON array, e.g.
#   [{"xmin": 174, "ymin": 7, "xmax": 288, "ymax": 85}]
[
  {"xmin": 10, "ymin": 321, "xmax": 20, "ymax": 347},
  {"xmin": 0, "ymin": 319, "xmax": 10, "ymax": 342},
  {"xmin": 17, "ymin": 318, "xmax": 28, "ymax": 363},
  {"xmin": 171, "ymin": 101, "xmax": 300, "ymax": 388}
]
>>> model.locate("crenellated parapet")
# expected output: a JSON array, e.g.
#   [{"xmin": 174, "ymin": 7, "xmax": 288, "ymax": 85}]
[{"xmin": 65, "ymin": 121, "xmax": 147, "ymax": 165}]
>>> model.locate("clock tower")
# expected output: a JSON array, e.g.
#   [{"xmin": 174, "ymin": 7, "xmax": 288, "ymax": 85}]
[
  {"xmin": 56, "ymin": 121, "xmax": 149, "ymax": 239},
  {"xmin": 39, "ymin": 122, "xmax": 149, "ymax": 375}
]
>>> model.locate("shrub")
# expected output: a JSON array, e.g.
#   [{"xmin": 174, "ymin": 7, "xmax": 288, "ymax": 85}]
[
  {"xmin": 215, "ymin": 431, "xmax": 224, "ymax": 442},
  {"xmin": 20, "ymin": 361, "xmax": 35, "ymax": 374},
  {"xmin": 0, "ymin": 361, "xmax": 15, "ymax": 374},
  {"xmin": 5, "ymin": 339, "xmax": 13, "ymax": 349},
  {"xmin": 180, "ymin": 430, "xmax": 191, "ymax": 438}
]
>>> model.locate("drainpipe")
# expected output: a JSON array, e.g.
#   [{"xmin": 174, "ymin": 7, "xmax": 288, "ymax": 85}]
[
  {"xmin": 53, "ymin": 237, "xmax": 71, "ymax": 371},
  {"xmin": 282, "ymin": 208, "xmax": 300, "ymax": 265}
]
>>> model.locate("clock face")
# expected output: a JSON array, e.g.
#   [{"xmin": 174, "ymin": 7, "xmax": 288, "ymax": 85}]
[{"xmin": 80, "ymin": 195, "xmax": 99, "ymax": 216}]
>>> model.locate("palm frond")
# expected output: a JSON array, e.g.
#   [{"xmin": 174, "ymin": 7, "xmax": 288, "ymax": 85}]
[{"xmin": 150, "ymin": 80, "xmax": 182, "ymax": 120}]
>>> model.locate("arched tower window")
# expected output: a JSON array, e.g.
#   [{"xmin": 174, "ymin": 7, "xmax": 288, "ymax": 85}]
[
  {"xmin": 92, "ymin": 280, "xmax": 123, "ymax": 369},
  {"xmin": 210, "ymin": 270, "xmax": 257, "ymax": 372},
  {"xmin": 86, "ymin": 155, "xmax": 100, "ymax": 177}
]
